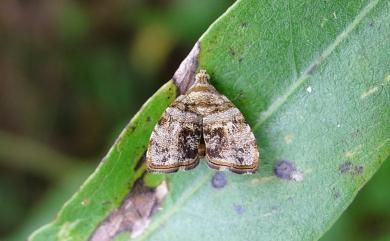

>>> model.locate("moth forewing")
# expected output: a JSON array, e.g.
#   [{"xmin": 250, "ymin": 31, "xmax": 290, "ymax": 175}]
[
  {"xmin": 146, "ymin": 70, "xmax": 259, "ymax": 174},
  {"xmin": 146, "ymin": 106, "xmax": 202, "ymax": 173},
  {"xmin": 203, "ymin": 109, "xmax": 258, "ymax": 173}
]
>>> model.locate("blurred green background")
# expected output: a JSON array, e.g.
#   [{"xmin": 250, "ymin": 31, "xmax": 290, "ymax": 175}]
[{"xmin": 0, "ymin": 1, "xmax": 388, "ymax": 241}]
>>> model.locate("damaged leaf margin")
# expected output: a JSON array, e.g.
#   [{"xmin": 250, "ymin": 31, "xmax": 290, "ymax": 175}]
[
  {"xmin": 29, "ymin": 35, "xmax": 201, "ymax": 240},
  {"xmin": 27, "ymin": 0, "xmax": 390, "ymax": 239},
  {"xmin": 89, "ymin": 179, "xmax": 168, "ymax": 241},
  {"xmin": 28, "ymin": 81, "xmax": 177, "ymax": 241},
  {"xmin": 172, "ymin": 41, "xmax": 200, "ymax": 94},
  {"xmin": 86, "ymin": 42, "xmax": 202, "ymax": 240}
]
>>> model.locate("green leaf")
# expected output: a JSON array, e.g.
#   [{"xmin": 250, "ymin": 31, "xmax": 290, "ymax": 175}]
[
  {"xmin": 28, "ymin": 82, "xmax": 177, "ymax": 241},
  {"xmin": 321, "ymin": 156, "xmax": 390, "ymax": 241},
  {"xmin": 30, "ymin": 0, "xmax": 389, "ymax": 240},
  {"xmin": 137, "ymin": 0, "xmax": 389, "ymax": 240}
]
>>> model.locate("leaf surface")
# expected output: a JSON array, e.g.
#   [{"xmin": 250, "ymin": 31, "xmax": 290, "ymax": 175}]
[
  {"xmin": 137, "ymin": 0, "xmax": 390, "ymax": 240},
  {"xmin": 30, "ymin": 0, "xmax": 390, "ymax": 240},
  {"xmin": 29, "ymin": 82, "xmax": 177, "ymax": 241}
]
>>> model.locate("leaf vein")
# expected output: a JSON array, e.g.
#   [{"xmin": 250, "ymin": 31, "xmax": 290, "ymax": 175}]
[
  {"xmin": 137, "ymin": 171, "xmax": 213, "ymax": 241},
  {"xmin": 253, "ymin": 0, "xmax": 379, "ymax": 131}
]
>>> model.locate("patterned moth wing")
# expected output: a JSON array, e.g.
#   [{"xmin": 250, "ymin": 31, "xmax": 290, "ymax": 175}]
[
  {"xmin": 146, "ymin": 95, "xmax": 202, "ymax": 173},
  {"xmin": 147, "ymin": 69, "xmax": 259, "ymax": 174},
  {"xmin": 203, "ymin": 106, "xmax": 259, "ymax": 174}
]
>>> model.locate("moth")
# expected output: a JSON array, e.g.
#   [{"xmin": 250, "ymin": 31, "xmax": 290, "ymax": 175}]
[{"xmin": 146, "ymin": 70, "xmax": 259, "ymax": 174}]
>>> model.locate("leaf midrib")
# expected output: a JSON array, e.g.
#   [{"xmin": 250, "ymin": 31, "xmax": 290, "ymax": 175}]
[
  {"xmin": 253, "ymin": 0, "xmax": 380, "ymax": 131},
  {"xmin": 136, "ymin": 0, "xmax": 380, "ymax": 239},
  {"xmin": 137, "ymin": 170, "xmax": 213, "ymax": 241}
]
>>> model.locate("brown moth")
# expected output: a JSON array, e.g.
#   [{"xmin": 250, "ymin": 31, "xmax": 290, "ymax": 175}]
[{"xmin": 146, "ymin": 70, "xmax": 259, "ymax": 174}]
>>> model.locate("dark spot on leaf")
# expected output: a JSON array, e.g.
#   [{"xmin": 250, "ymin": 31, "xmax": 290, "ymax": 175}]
[
  {"xmin": 307, "ymin": 63, "xmax": 318, "ymax": 75},
  {"xmin": 233, "ymin": 204, "xmax": 244, "ymax": 215},
  {"xmin": 354, "ymin": 165, "xmax": 364, "ymax": 175},
  {"xmin": 146, "ymin": 116, "xmax": 151, "ymax": 122},
  {"xmin": 339, "ymin": 161, "xmax": 363, "ymax": 175},
  {"xmin": 332, "ymin": 187, "xmax": 341, "ymax": 199},
  {"xmin": 211, "ymin": 172, "xmax": 227, "ymax": 189},
  {"xmin": 274, "ymin": 161, "xmax": 304, "ymax": 181},
  {"xmin": 229, "ymin": 47, "xmax": 236, "ymax": 56},
  {"xmin": 351, "ymin": 129, "xmax": 361, "ymax": 138},
  {"xmin": 339, "ymin": 161, "xmax": 352, "ymax": 173},
  {"xmin": 369, "ymin": 21, "xmax": 374, "ymax": 27},
  {"xmin": 274, "ymin": 160, "xmax": 296, "ymax": 180},
  {"xmin": 241, "ymin": 22, "xmax": 247, "ymax": 28}
]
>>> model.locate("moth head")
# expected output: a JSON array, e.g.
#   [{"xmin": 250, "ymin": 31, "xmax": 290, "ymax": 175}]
[{"xmin": 195, "ymin": 69, "xmax": 210, "ymax": 84}]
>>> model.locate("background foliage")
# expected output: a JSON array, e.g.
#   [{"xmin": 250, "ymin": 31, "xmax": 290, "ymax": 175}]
[{"xmin": 0, "ymin": 0, "xmax": 388, "ymax": 240}]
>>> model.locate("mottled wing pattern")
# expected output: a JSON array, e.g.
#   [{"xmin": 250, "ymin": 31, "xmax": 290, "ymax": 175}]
[
  {"xmin": 146, "ymin": 96, "xmax": 202, "ymax": 173},
  {"xmin": 147, "ymin": 70, "xmax": 259, "ymax": 174},
  {"xmin": 203, "ymin": 96, "xmax": 259, "ymax": 174}
]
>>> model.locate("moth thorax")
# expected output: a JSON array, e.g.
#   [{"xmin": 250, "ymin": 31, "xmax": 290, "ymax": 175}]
[{"xmin": 195, "ymin": 69, "xmax": 210, "ymax": 85}]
